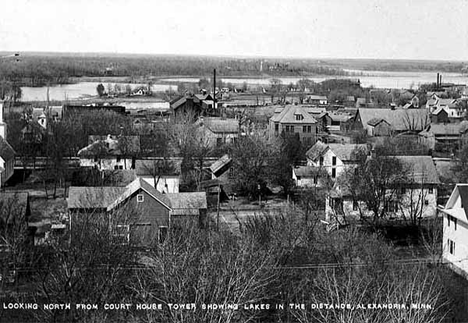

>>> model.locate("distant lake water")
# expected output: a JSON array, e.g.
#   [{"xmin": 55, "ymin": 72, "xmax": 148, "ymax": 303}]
[
  {"xmin": 162, "ymin": 70, "xmax": 468, "ymax": 89},
  {"xmin": 21, "ymin": 71, "xmax": 467, "ymax": 102},
  {"xmin": 21, "ymin": 82, "xmax": 178, "ymax": 102}
]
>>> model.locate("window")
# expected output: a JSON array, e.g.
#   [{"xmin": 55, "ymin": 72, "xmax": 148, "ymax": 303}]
[
  {"xmin": 429, "ymin": 187, "xmax": 433, "ymax": 194},
  {"xmin": 331, "ymin": 168, "xmax": 336, "ymax": 178},
  {"xmin": 424, "ymin": 199, "xmax": 429, "ymax": 206},
  {"xmin": 216, "ymin": 137, "xmax": 223, "ymax": 146},
  {"xmin": 296, "ymin": 176, "xmax": 302, "ymax": 180},
  {"xmin": 448, "ymin": 214, "xmax": 457, "ymax": 230},
  {"xmin": 308, "ymin": 126, "xmax": 311, "ymax": 133},
  {"xmin": 303, "ymin": 126, "xmax": 307, "ymax": 133},
  {"xmin": 385, "ymin": 200, "xmax": 399, "ymax": 213},
  {"xmin": 316, "ymin": 127, "xmax": 318, "ymax": 134},
  {"xmin": 228, "ymin": 167, "xmax": 235, "ymax": 179},
  {"xmin": 275, "ymin": 123, "xmax": 279, "ymax": 132},
  {"xmin": 159, "ymin": 226, "xmax": 168, "ymax": 244},
  {"xmin": 94, "ymin": 156, "xmax": 98, "ymax": 162},
  {"xmin": 114, "ymin": 225, "xmax": 130, "ymax": 245},
  {"xmin": 319, "ymin": 157, "xmax": 324, "ymax": 166},
  {"xmin": 448, "ymin": 239, "xmax": 455, "ymax": 255},
  {"xmin": 114, "ymin": 165, "xmax": 123, "ymax": 170},
  {"xmin": 400, "ymin": 188, "xmax": 406, "ymax": 194},
  {"xmin": 116, "ymin": 156, "xmax": 121, "ymax": 162},
  {"xmin": 137, "ymin": 194, "xmax": 144, "ymax": 203},
  {"xmin": 352, "ymin": 200, "xmax": 358, "ymax": 211},
  {"xmin": 332, "ymin": 156, "xmax": 337, "ymax": 166},
  {"xmin": 295, "ymin": 114, "xmax": 303, "ymax": 121}
]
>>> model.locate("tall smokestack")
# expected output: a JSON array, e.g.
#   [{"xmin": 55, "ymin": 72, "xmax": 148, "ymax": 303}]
[
  {"xmin": 213, "ymin": 68, "xmax": 217, "ymax": 113},
  {"xmin": 439, "ymin": 74, "xmax": 442, "ymax": 88},
  {"xmin": 436, "ymin": 73, "xmax": 439, "ymax": 88}
]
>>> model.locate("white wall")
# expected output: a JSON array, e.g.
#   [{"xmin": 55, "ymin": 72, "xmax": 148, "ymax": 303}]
[
  {"xmin": 80, "ymin": 157, "xmax": 134, "ymax": 170},
  {"xmin": 443, "ymin": 210, "xmax": 468, "ymax": 277},
  {"xmin": 140, "ymin": 176, "xmax": 179, "ymax": 193},
  {"xmin": 307, "ymin": 149, "xmax": 345, "ymax": 179}
]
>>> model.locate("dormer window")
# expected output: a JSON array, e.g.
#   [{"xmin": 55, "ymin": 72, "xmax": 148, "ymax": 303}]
[{"xmin": 295, "ymin": 114, "xmax": 304, "ymax": 121}]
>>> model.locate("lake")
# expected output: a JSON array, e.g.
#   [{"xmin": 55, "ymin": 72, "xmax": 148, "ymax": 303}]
[
  {"xmin": 20, "ymin": 71, "xmax": 467, "ymax": 102},
  {"xmin": 161, "ymin": 70, "xmax": 468, "ymax": 90},
  {"xmin": 21, "ymin": 82, "xmax": 178, "ymax": 102}
]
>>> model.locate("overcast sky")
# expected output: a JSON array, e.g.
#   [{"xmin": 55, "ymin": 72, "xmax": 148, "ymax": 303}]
[{"xmin": 1, "ymin": 0, "xmax": 467, "ymax": 61}]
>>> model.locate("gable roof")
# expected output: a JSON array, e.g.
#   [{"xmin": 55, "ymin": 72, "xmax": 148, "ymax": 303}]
[
  {"xmin": 270, "ymin": 105, "xmax": 317, "ymax": 124},
  {"xmin": 166, "ymin": 192, "xmax": 207, "ymax": 216},
  {"xmin": 394, "ymin": 156, "xmax": 440, "ymax": 184},
  {"xmin": 357, "ymin": 108, "xmax": 430, "ymax": 132},
  {"xmin": 306, "ymin": 141, "xmax": 368, "ymax": 162},
  {"xmin": 0, "ymin": 136, "xmax": 15, "ymax": 161},
  {"xmin": 209, "ymin": 154, "xmax": 232, "ymax": 175},
  {"xmin": 425, "ymin": 123, "xmax": 468, "ymax": 136},
  {"xmin": 305, "ymin": 140, "xmax": 328, "ymax": 161},
  {"xmin": 202, "ymin": 117, "xmax": 238, "ymax": 133},
  {"xmin": 68, "ymin": 178, "xmax": 172, "ymax": 211},
  {"xmin": 443, "ymin": 184, "xmax": 468, "ymax": 222},
  {"xmin": 367, "ymin": 118, "xmax": 390, "ymax": 127},
  {"xmin": 327, "ymin": 143, "xmax": 368, "ymax": 162}
]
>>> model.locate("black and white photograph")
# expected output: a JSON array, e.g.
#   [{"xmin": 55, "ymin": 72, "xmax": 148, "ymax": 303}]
[{"xmin": 1, "ymin": 0, "xmax": 468, "ymax": 322}]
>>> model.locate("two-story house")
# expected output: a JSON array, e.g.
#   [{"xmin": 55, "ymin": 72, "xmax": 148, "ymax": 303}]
[
  {"xmin": 198, "ymin": 117, "xmax": 239, "ymax": 147},
  {"xmin": 325, "ymin": 155, "xmax": 440, "ymax": 223},
  {"xmin": 269, "ymin": 105, "xmax": 320, "ymax": 146},
  {"xmin": 306, "ymin": 141, "xmax": 368, "ymax": 179}
]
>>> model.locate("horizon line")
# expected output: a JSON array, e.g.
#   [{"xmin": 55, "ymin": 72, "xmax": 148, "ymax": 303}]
[{"xmin": 1, "ymin": 50, "xmax": 467, "ymax": 64}]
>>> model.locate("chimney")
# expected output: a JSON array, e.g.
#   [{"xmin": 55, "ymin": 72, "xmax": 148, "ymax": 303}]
[{"xmin": 436, "ymin": 73, "xmax": 439, "ymax": 88}]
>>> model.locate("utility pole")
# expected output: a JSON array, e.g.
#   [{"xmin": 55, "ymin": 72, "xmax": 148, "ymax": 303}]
[{"xmin": 216, "ymin": 183, "xmax": 221, "ymax": 231}]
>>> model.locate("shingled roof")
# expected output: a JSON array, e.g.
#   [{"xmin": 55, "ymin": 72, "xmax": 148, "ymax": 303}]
[
  {"xmin": 166, "ymin": 192, "xmax": 207, "ymax": 216},
  {"xmin": 202, "ymin": 117, "xmax": 238, "ymax": 133},
  {"xmin": 358, "ymin": 108, "xmax": 430, "ymax": 132},
  {"xmin": 306, "ymin": 141, "xmax": 368, "ymax": 163},
  {"xmin": 270, "ymin": 105, "xmax": 317, "ymax": 124},
  {"xmin": 395, "ymin": 156, "xmax": 440, "ymax": 184},
  {"xmin": 67, "ymin": 178, "xmax": 171, "ymax": 211}
]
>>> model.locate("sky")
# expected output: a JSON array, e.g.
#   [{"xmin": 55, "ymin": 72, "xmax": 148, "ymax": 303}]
[{"xmin": 1, "ymin": 0, "xmax": 467, "ymax": 61}]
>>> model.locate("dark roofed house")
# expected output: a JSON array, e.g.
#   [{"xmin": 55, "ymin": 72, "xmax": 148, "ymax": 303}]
[
  {"xmin": 170, "ymin": 93, "xmax": 216, "ymax": 120},
  {"xmin": 199, "ymin": 117, "xmax": 239, "ymax": 147},
  {"xmin": 68, "ymin": 178, "xmax": 207, "ymax": 245},
  {"xmin": 350, "ymin": 108, "xmax": 430, "ymax": 136}
]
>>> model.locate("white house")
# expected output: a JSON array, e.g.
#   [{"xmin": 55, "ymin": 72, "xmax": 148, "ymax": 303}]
[
  {"xmin": 306, "ymin": 141, "xmax": 368, "ymax": 179},
  {"xmin": 77, "ymin": 135, "xmax": 140, "ymax": 170},
  {"xmin": 440, "ymin": 184, "xmax": 468, "ymax": 278}
]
